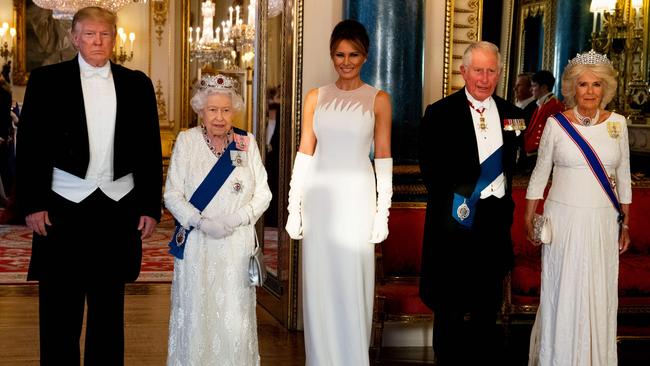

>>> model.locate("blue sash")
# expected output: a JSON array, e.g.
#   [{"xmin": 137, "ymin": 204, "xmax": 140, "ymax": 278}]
[
  {"xmin": 168, "ymin": 128, "xmax": 247, "ymax": 259},
  {"xmin": 451, "ymin": 146, "xmax": 503, "ymax": 228},
  {"xmin": 552, "ymin": 113, "xmax": 623, "ymax": 222}
]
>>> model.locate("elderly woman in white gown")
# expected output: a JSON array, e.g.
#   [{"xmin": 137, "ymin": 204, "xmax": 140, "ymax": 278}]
[
  {"xmin": 524, "ymin": 50, "xmax": 631, "ymax": 366},
  {"xmin": 164, "ymin": 74, "xmax": 271, "ymax": 365}
]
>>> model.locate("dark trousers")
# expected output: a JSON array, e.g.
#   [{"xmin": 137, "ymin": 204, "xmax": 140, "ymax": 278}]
[
  {"xmin": 38, "ymin": 280, "xmax": 126, "ymax": 366},
  {"xmin": 432, "ymin": 276, "xmax": 504, "ymax": 365},
  {"xmin": 431, "ymin": 196, "xmax": 512, "ymax": 365}
]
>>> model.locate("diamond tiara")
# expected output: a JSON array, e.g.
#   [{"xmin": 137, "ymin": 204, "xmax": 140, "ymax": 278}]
[
  {"xmin": 198, "ymin": 74, "xmax": 239, "ymax": 91},
  {"xmin": 567, "ymin": 49, "xmax": 612, "ymax": 67}
]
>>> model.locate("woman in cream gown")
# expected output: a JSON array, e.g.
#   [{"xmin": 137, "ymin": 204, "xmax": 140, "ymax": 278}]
[
  {"xmin": 164, "ymin": 74, "xmax": 271, "ymax": 365},
  {"xmin": 525, "ymin": 51, "xmax": 631, "ymax": 366}
]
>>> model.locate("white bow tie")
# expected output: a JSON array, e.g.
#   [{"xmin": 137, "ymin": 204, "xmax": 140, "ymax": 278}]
[{"xmin": 81, "ymin": 67, "xmax": 110, "ymax": 79}]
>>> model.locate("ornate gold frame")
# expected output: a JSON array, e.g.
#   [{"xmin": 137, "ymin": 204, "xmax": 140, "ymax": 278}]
[
  {"xmin": 514, "ymin": 0, "xmax": 555, "ymax": 77},
  {"xmin": 12, "ymin": 0, "xmax": 27, "ymax": 86},
  {"xmin": 443, "ymin": 0, "xmax": 483, "ymax": 97}
]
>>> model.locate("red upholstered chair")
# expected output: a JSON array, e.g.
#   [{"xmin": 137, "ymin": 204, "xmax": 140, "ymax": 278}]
[{"xmin": 371, "ymin": 205, "xmax": 432, "ymax": 361}]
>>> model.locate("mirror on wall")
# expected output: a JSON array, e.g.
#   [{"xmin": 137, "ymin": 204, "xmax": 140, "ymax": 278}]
[
  {"xmin": 260, "ymin": 8, "xmax": 282, "ymax": 288},
  {"xmin": 182, "ymin": 0, "xmax": 255, "ymax": 130},
  {"xmin": 514, "ymin": 0, "xmax": 554, "ymax": 81}
]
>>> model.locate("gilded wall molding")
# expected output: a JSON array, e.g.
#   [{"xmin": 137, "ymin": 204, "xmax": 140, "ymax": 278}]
[
  {"xmin": 443, "ymin": 0, "xmax": 482, "ymax": 97},
  {"xmin": 514, "ymin": 1, "xmax": 555, "ymax": 80},
  {"xmin": 155, "ymin": 79, "xmax": 168, "ymax": 124},
  {"xmin": 12, "ymin": 0, "xmax": 27, "ymax": 86},
  {"xmin": 152, "ymin": 0, "xmax": 168, "ymax": 47},
  {"xmin": 498, "ymin": 0, "xmax": 515, "ymax": 97}
]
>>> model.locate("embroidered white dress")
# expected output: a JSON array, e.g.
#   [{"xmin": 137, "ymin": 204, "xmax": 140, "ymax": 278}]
[
  {"xmin": 302, "ymin": 83, "xmax": 379, "ymax": 365},
  {"xmin": 164, "ymin": 127, "xmax": 271, "ymax": 366},
  {"xmin": 526, "ymin": 113, "xmax": 631, "ymax": 366}
]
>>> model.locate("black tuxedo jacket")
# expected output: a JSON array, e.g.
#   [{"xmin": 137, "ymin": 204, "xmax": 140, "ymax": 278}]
[
  {"xmin": 418, "ymin": 88, "xmax": 523, "ymax": 310},
  {"xmin": 16, "ymin": 56, "xmax": 162, "ymax": 281}
]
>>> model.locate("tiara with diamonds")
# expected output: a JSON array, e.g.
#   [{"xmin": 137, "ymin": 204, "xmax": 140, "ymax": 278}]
[
  {"xmin": 198, "ymin": 74, "xmax": 239, "ymax": 91},
  {"xmin": 567, "ymin": 49, "xmax": 612, "ymax": 67}
]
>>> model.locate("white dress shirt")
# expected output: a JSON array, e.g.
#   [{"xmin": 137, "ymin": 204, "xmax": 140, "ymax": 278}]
[
  {"xmin": 465, "ymin": 90, "xmax": 506, "ymax": 199},
  {"xmin": 51, "ymin": 55, "xmax": 134, "ymax": 203}
]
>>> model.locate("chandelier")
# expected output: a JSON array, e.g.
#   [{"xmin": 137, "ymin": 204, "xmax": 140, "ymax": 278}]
[
  {"xmin": 590, "ymin": 0, "xmax": 648, "ymax": 120},
  {"xmin": 32, "ymin": 0, "xmax": 148, "ymax": 20},
  {"xmin": 189, "ymin": 0, "xmax": 256, "ymax": 67}
]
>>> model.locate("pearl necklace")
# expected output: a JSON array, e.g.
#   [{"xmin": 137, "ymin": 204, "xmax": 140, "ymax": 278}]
[
  {"xmin": 573, "ymin": 106, "xmax": 600, "ymax": 126},
  {"xmin": 202, "ymin": 125, "xmax": 231, "ymax": 158}
]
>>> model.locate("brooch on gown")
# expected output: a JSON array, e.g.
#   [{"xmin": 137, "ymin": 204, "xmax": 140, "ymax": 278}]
[
  {"xmin": 607, "ymin": 121, "xmax": 620, "ymax": 139},
  {"xmin": 230, "ymin": 150, "xmax": 247, "ymax": 167},
  {"xmin": 233, "ymin": 133, "xmax": 250, "ymax": 151},
  {"xmin": 232, "ymin": 178, "xmax": 244, "ymax": 194}
]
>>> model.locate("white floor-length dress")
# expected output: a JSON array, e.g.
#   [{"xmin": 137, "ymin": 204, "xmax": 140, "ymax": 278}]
[
  {"xmin": 526, "ymin": 113, "xmax": 631, "ymax": 366},
  {"xmin": 164, "ymin": 127, "xmax": 271, "ymax": 366},
  {"xmin": 302, "ymin": 83, "xmax": 380, "ymax": 365}
]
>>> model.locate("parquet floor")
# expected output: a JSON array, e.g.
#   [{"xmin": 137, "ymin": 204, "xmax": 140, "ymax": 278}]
[{"xmin": 1, "ymin": 284, "xmax": 649, "ymax": 365}]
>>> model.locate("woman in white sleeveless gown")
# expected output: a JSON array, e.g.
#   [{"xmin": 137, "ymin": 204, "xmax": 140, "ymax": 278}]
[
  {"xmin": 525, "ymin": 51, "xmax": 631, "ymax": 366},
  {"xmin": 285, "ymin": 20, "xmax": 393, "ymax": 365}
]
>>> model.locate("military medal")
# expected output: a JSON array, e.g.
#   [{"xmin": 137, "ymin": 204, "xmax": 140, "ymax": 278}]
[
  {"xmin": 607, "ymin": 121, "xmax": 620, "ymax": 138},
  {"xmin": 467, "ymin": 100, "xmax": 487, "ymax": 132},
  {"xmin": 457, "ymin": 199, "xmax": 470, "ymax": 221}
]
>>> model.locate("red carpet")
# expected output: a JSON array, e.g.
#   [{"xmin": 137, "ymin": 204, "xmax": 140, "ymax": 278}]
[
  {"xmin": 1, "ymin": 213, "xmax": 279, "ymax": 284},
  {"xmin": 0, "ymin": 218, "xmax": 175, "ymax": 284}
]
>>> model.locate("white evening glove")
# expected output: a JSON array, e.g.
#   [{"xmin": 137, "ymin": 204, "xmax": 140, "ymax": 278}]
[
  {"xmin": 369, "ymin": 158, "xmax": 393, "ymax": 243},
  {"xmin": 199, "ymin": 217, "xmax": 234, "ymax": 239},
  {"xmin": 285, "ymin": 152, "xmax": 313, "ymax": 239},
  {"xmin": 223, "ymin": 210, "xmax": 249, "ymax": 229}
]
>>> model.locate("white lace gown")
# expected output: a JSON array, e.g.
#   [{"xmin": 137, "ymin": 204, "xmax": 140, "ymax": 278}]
[
  {"xmin": 164, "ymin": 127, "xmax": 271, "ymax": 366},
  {"xmin": 526, "ymin": 113, "xmax": 631, "ymax": 366},
  {"xmin": 302, "ymin": 83, "xmax": 379, "ymax": 365}
]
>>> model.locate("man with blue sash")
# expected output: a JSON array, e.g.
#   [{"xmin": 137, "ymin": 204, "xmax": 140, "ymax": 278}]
[{"xmin": 418, "ymin": 41, "xmax": 523, "ymax": 365}]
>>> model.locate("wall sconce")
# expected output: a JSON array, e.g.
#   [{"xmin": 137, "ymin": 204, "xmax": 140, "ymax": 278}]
[
  {"xmin": 113, "ymin": 27, "xmax": 135, "ymax": 64},
  {"xmin": 590, "ymin": 0, "xmax": 648, "ymax": 122},
  {"xmin": 0, "ymin": 22, "xmax": 16, "ymax": 64}
]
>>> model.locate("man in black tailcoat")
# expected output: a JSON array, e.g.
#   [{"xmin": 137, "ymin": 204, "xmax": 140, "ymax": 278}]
[
  {"xmin": 16, "ymin": 7, "xmax": 162, "ymax": 365},
  {"xmin": 418, "ymin": 41, "xmax": 523, "ymax": 365}
]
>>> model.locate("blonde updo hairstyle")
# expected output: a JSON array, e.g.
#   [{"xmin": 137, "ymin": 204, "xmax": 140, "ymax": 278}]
[{"xmin": 561, "ymin": 63, "xmax": 617, "ymax": 109}]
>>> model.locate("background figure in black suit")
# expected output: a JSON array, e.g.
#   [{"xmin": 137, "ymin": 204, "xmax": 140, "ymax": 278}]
[
  {"xmin": 0, "ymin": 74, "xmax": 12, "ymax": 206},
  {"xmin": 418, "ymin": 41, "xmax": 522, "ymax": 365},
  {"xmin": 15, "ymin": 7, "xmax": 162, "ymax": 366}
]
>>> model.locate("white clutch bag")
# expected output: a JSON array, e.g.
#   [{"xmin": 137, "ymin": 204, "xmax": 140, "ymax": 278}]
[{"xmin": 532, "ymin": 214, "xmax": 552, "ymax": 245}]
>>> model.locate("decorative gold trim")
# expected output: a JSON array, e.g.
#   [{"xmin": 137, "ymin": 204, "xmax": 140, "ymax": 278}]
[
  {"xmin": 498, "ymin": 0, "xmax": 515, "ymax": 97},
  {"xmin": 154, "ymin": 79, "xmax": 168, "ymax": 125},
  {"xmin": 152, "ymin": 0, "xmax": 168, "ymax": 47},
  {"xmin": 515, "ymin": 0, "xmax": 554, "ymax": 77},
  {"xmin": 12, "ymin": 0, "xmax": 27, "ymax": 86},
  {"xmin": 180, "ymin": 0, "xmax": 191, "ymax": 129},
  {"xmin": 443, "ymin": 0, "xmax": 483, "ymax": 97}
]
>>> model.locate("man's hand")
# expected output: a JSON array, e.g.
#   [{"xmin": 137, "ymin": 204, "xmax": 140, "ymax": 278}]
[
  {"xmin": 138, "ymin": 216, "xmax": 157, "ymax": 239},
  {"xmin": 26, "ymin": 211, "xmax": 51, "ymax": 236}
]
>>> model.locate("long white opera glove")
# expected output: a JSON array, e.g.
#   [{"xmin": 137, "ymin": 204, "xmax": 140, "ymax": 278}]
[
  {"xmin": 369, "ymin": 158, "xmax": 393, "ymax": 243},
  {"xmin": 285, "ymin": 152, "xmax": 313, "ymax": 239},
  {"xmin": 199, "ymin": 216, "xmax": 234, "ymax": 239}
]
